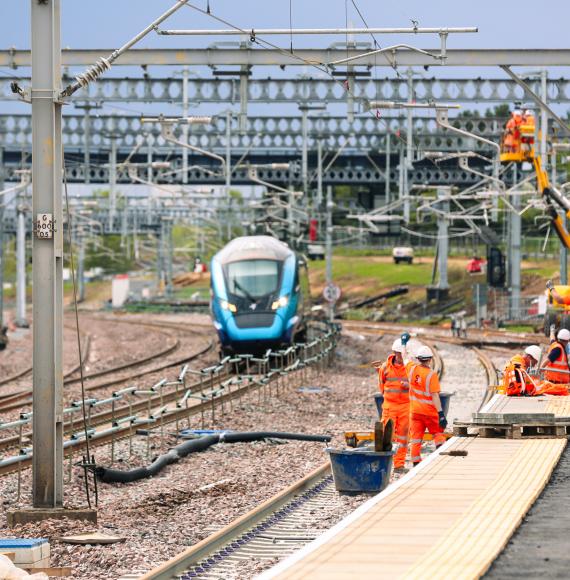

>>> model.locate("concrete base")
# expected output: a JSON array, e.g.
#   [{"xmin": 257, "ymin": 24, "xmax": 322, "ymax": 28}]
[
  {"xmin": 7, "ymin": 508, "xmax": 97, "ymax": 527},
  {"xmin": 426, "ymin": 286, "xmax": 450, "ymax": 302}
]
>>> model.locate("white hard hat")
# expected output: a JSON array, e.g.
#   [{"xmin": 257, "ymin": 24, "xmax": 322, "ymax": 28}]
[
  {"xmin": 416, "ymin": 345, "xmax": 433, "ymax": 360},
  {"xmin": 513, "ymin": 109, "xmax": 522, "ymax": 116},
  {"xmin": 558, "ymin": 328, "xmax": 570, "ymax": 341},
  {"xmin": 524, "ymin": 345, "xmax": 542, "ymax": 363},
  {"xmin": 391, "ymin": 338, "xmax": 404, "ymax": 353},
  {"xmin": 524, "ymin": 109, "xmax": 533, "ymax": 115}
]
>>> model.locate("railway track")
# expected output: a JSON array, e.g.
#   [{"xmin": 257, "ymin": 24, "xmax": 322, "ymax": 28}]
[
  {"xmin": 341, "ymin": 319, "xmax": 547, "ymax": 348},
  {"xmin": 131, "ymin": 332, "xmax": 489, "ymax": 580},
  {"xmin": 0, "ymin": 318, "xmax": 214, "ymax": 412},
  {"xmin": 132, "ymin": 464, "xmax": 333, "ymax": 580},
  {"xmin": 0, "ymin": 325, "xmax": 92, "ymax": 388},
  {"xmin": 0, "ymin": 340, "xmax": 217, "ymax": 454},
  {"xmin": 0, "ymin": 324, "xmax": 339, "ymax": 476}
]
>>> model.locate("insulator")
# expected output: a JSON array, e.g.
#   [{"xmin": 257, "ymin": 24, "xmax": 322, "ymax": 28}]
[{"xmin": 75, "ymin": 57, "xmax": 112, "ymax": 88}]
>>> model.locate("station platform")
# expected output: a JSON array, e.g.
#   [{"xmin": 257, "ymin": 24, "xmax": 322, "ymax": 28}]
[{"xmin": 260, "ymin": 395, "xmax": 569, "ymax": 580}]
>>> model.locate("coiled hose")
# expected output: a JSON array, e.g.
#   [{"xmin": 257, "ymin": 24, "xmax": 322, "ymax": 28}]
[{"xmin": 95, "ymin": 431, "xmax": 331, "ymax": 483}]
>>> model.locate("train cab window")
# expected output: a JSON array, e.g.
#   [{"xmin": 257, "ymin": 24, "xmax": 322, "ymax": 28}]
[{"xmin": 226, "ymin": 260, "xmax": 280, "ymax": 298}]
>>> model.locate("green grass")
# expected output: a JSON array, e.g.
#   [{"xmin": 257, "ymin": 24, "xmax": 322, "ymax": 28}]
[
  {"xmin": 524, "ymin": 266, "xmax": 559, "ymax": 279},
  {"xmin": 503, "ymin": 324, "xmax": 537, "ymax": 333},
  {"xmin": 173, "ymin": 284, "xmax": 210, "ymax": 300},
  {"xmin": 310, "ymin": 258, "xmax": 434, "ymax": 295}
]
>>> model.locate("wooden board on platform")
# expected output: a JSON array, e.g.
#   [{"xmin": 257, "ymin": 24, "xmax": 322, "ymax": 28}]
[{"xmin": 266, "ymin": 437, "xmax": 566, "ymax": 580}]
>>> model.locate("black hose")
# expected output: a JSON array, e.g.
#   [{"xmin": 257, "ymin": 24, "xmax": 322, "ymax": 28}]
[{"xmin": 95, "ymin": 431, "xmax": 331, "ymax": 484}]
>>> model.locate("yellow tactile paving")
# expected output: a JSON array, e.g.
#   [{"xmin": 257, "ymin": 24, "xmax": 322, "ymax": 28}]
[
  {"xmin": 546, "ymin": 396, "xmax": 570, "ymax": 417},
  {"xmin": 486, "ymin": 393, "xmax": 570, "ymax": 418},
  {"xmin": 269, "ymin": 436, "xmax": 566, "ymax": 580},
  {"xmin": 403, "ymin": 438, "xmax": 565, "ymax": 579}
]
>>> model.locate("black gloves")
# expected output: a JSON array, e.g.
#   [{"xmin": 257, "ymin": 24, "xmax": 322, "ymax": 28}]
[{"xmin": 438, "ymin": 410, "xmax": 448, "ymax": 430}]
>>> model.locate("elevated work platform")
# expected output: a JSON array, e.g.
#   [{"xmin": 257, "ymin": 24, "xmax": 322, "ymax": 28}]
[{"xmin": 261, "ymin": 395, "xmax": 569, "ymax": 580}]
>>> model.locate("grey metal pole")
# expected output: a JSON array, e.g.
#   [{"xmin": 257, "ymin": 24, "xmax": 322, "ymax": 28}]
[
  {"xmin": 385, "ymin": 133, "xmax": 391, "ymax": 204},
  {"xmin": 83, "ymin": 105, "xmax": 90, "ymax": 184},
  {"xmin": 326, "ymin": 185, "xmax": 333, "ymax": 321},
  {"xmin": 156, "ymin": 224, "xmax": 163, "ymax": 293},
  {"xmin": 509, "ymin": 163, "xmax": 521, "ymax": 318},
  {"xmin": 225, "ymin": 110, "xmax": 232, "ymax": 240},
  {"xmin": 398, "ymin": 145, "xmax": 405, "ymax": 215},
  {"xmin": 239, "ymin": 62, "xmax": 248, "ymax": 134},
  {"xmin": 31, "ymin": 0, "xmax": 64, "ymax": 508},
  {"xmin": 181, "ymin": 67, "xmax": 189, "ymax": 185},
  {"xmin": 15, "ymin": 200, "xmax": 28, "ymax": 327},
  {"xmin": 437, "ymin": 188, "xmax": 449, "ymax": 290},
  {"xmin": 316, "ymin": 139, "xmax": 323, "ymax": 208},
  {"xmin": 541, "ymin": 69, "xmax": 548, "ymax": 163},
  {"xmin": 147, "ymin": 134, "xmax": 153, "ymax": 183},
  {"xmin": 165, "ymin": 218, "xmax": 173, "ymax": 298},
  {"xmin": 405, "ymin": 70, "xmax": 413, "ymax": 223},
  {"xmin": 109, "ymin": 134, "xmax": 117, "ymax": 231},
  {"xmin": 301, "ymin": 106, "xmax": 309, "ymax": 195},
  {"xmin": 77, "ymin": 229, "xmax": 85, "ymax": 302}
]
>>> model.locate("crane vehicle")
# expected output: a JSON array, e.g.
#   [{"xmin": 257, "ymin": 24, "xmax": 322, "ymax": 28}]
[{"xmin": 501, "ymin": 110, "xmax": 570, "ymax": 334}]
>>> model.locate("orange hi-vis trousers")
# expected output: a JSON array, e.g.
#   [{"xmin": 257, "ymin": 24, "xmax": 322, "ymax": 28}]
[
  {"xmin": 409, "ymin": 412, "xmax": 446, "ymax": 464},
  {"xmin": 381, "ymin": 402, "xmax": 409, "ymax": 469}
]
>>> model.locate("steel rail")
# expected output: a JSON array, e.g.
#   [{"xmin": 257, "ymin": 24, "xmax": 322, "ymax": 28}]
[
  {"xmin": 0, "ymin": 342, "xmax": 218, "ymax": 453},
  {"xmin": 0, "ymin": 338, "xmax": 211, "ymax": 413},
  {"xmin": 133, "ymin": 328, "xmax": 495, "ymax": 580},
  {"xmin": 136, "ymin": 463, "xmax": 332, "ymax": 580},
  {"xmin": 0, "ymin": 325, "xmax": 339, "ymax": 474},
  {"xmin": 0, "ymin": 318, "xmax": 211, "ymax": 410},
  {"xmin": 0, "ymin": 326, "xmax": 91, "ymax": 388}
]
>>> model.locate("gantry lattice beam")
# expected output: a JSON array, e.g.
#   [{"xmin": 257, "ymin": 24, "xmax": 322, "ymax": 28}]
[
  {"xmin": 0, "ymin": 113, "xmax": 515, "ymax": 152},
  {"xmin": 0, "ymin": 154, "xmax": 507, "ymax": 187},
  {"xmin": 2, "ymin": 48, "xmax": 570, "ymax": 67},
  {"xmin": 2, "ymin": 76, "xmax": 569, "ymax": 104}
]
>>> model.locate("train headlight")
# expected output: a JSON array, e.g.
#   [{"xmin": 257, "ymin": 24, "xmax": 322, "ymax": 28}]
[
  {"xmin": 221, "ymin": 300, "xmax": 237, "ymax": 313},
  {"xmin": 271, "ymin": 295, "xmax": 289, "ymax": 310}
]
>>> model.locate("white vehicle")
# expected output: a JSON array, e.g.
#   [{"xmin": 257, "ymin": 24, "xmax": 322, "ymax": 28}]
[
  {"xmin": 392, "ymin": 246, "xmax": 414, "ymax": 264},
  {"xmin": 307, "ymin": 244, "xmax": 325, "ymax": 260}
]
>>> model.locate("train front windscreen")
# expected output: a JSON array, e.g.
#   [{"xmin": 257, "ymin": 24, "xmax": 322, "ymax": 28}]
[{"xmin": 224, "ymin": 259, "xmax": 282, "ymax": 312}]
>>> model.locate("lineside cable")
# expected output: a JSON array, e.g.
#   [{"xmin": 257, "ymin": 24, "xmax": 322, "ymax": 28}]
[{"xmin": 63, "ymin": 159, "xmax": 97, "ymax": 508}]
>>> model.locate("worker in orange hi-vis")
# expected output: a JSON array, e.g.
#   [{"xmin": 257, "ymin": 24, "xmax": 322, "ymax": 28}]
[
  {"xmin": 400, "ymin": 333, "xmax": 446, "ymax": 467},
  {"xmin": 376, "ymin": 338, "xmax": 410, "ymax": 473},
  {"xmin": 503, "ymin": 109, "xmax": 523, "ymax": 152},
  {"xmin": 502, "ymin": 346, "xmax": 541, "ymax": 396},
  {"xmin": 541, "ymin": 322, "xmax": 570, "ymax": 385}
]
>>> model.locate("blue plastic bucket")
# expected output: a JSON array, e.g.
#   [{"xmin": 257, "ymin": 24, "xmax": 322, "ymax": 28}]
[
  {"xmin": 374, "ymin": 392, "xmax": 454, "ymax": 418},
  {"xmin": 327, "ymin": 448, "xmax": 394, "ymax": 493}
]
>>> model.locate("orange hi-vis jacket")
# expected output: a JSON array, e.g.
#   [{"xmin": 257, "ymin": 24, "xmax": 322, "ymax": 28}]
[
  {"xmin": 406, "ymin": 361, "xmax": 440, "ymax": 416},
  {"xmin": 544, "ymin": 341, "xmax": 570, "ymax": 384},
  {"xmin": 378, "ymin": 354, "xmax": 409, "ymax": 407},
  {"xmin": 503, "ymin": 355, "xmax": 537, "ymax": 396}
]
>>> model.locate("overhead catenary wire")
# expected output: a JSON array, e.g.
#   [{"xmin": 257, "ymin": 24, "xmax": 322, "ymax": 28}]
[{"xmin": 181, "ymin": 1, "xmax": 417, "ymax": 151}]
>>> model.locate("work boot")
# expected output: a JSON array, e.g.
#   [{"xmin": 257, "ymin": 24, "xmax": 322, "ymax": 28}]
[
  {"xmin": 382, "ymin": 419, "xmax": 394, "ymax": 452},
  {"xmin": 393, "ymin": 466, "xmax": 409, "ymax": 475}
]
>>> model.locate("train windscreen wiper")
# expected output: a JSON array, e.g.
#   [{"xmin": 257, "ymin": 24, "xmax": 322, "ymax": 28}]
[{"xmin": 233, "ymin": 279, "xmax": 257, "ymax": 304}]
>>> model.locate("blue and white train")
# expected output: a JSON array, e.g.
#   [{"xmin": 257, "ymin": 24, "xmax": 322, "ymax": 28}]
[{"xmin": 210, "ymin": 236, "xmax": 311, "ymax": 355}]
